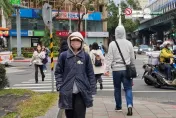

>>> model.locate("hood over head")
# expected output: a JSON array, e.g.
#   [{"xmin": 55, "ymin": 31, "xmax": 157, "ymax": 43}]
[
  {"xmin": 115, "ymin": 25, "xmax": 126, "ymax": 40},
  {"xmin": 67, "ymin": 32, "xmax": 84, "ymax": 53}
]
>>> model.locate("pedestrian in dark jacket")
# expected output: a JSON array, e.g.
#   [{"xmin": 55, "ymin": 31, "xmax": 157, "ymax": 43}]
[
  {"xmin": 58, "ymin": 40, "xmax": 69, "ymax": 54},
  {"xmin": 55, "ymin": 32, "xmax": 96, "ymax": 118}
]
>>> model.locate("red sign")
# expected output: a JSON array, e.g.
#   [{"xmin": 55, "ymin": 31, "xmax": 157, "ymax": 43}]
[
  {"xmin": 56, "ymin": 31, "xmax": 85, "ymax": 37},
  {"xmin": 125, "ymin": 8, "xmax": 132, "ymax": 15}
]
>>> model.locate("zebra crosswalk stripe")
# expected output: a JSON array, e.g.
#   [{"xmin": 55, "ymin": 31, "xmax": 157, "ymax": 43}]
[{"xmin": 10, "ymin": 73, "xmax": 141, "ymax": 92}]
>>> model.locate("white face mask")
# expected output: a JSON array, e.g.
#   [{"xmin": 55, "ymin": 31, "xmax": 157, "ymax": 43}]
[{"xmin": 168, "ymin": 46, "xmax": 173, "ymax": 50}]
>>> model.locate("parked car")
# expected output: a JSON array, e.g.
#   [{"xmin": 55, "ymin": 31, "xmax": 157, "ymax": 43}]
[
  {"xmin": 133, "ymin": 46, "xmax": 138, "ymax": 53},
  {"xmin": 138, "ymin": 45, "xmax": 151, "ymax": 54}
]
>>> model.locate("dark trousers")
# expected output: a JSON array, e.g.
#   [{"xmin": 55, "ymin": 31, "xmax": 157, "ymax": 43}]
[
  {"xmin": 65, "ymin": 93, "xmax": 86, "ymax": 118},
  {"xmin": 35, "ymin": 64, "xmax": 45, "ymax": 82},
  {"xmin": 165, "ymin": 64, "xmax": 172, "ymax": 80},
  {"xmin": 95, "ymin": 74, "xmax": 103, "ymax": 84}
]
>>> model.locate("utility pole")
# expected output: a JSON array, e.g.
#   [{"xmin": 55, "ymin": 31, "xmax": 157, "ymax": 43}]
[
  {"xmin": 13, "ymin": 5, "xmax": 27, "ymax": 60},
  {"xmin": 42, "ymin": 3, "xmax": 54, "ymax": 92},
  {"xmin": 69, "ymin": 6, "xmax": 72, "ymax": 33},
  {"xmin": 118, "ymin": 0, "xmax": 122, "ymax": 26}
]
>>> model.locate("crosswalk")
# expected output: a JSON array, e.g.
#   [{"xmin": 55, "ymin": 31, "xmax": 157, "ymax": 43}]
[{"xmin": 9, "ymin": 72, "xmax": 141, "ymax": 92}]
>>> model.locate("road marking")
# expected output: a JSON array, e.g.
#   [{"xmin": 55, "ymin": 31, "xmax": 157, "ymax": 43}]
[
  {"xmin": 11, "ymin": 86, "xmax": 55, "ymax": 89},
  {"xmin": 13, "ymin": 83, "xmax": 53, "ymax": 86},
  {"xmin": 97, "ymin": 89, "xmax": 176, "ymax": 92}
]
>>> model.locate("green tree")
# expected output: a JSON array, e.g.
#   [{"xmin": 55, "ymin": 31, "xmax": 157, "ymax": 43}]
[
  {"xmin": 68, "ymin": 0, "xmax": 95, "ymax": 31},
  {"xmin": 107, "ymin": 0, "xmax": 140, "ymax": 36},
  {"xmin": 0, "ymin": 0, "xmax": 13, "ymax": 18},
  {"xmin": 40, "ymin": 28, "xmax": 60, "ymax": 49}
]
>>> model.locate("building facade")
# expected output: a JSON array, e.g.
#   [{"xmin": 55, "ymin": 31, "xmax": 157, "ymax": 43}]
[
  {"xmin": 138, "ymin": 0, "xmax": 176, "ymax": 45},
  {"xmin": 138, "ymin": 0, "xmax": 148, "ymax": 9},
  {"xmin": 8, "ymin": 0, "xmax": 108, "ymax": 49}
]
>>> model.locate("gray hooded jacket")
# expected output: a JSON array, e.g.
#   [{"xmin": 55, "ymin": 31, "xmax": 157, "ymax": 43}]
[{"xmin": 106, "ymin": 25, "xmax": 135, "ymax": 71}]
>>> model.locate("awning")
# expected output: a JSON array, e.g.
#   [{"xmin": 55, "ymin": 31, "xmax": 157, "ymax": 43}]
[{"xmin": 0, "ymin": 27, "xmax": 9, "ymax": 31}]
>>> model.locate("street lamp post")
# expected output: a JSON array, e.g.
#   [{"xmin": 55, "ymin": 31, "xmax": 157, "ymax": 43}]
[{"xmin": 77, "ymin": 3, "xmax": 87, "ymax": 43}]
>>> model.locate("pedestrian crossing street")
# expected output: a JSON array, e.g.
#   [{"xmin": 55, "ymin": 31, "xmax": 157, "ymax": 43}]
[{"xmin": 9, "ymin": 72, "xmax": 140, "ymax": 92}]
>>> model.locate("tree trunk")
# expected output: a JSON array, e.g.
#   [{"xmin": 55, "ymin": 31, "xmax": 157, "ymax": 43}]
[{"xmin": 77, "ymin": 8, "xmax": 81, "ymax": 31}]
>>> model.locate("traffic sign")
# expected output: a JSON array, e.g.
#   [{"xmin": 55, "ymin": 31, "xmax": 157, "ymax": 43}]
[
  {"xmin": 143, "ymin": 8, "xmax": 152, "ymax": 19},
  {"xmin": 132, "ymin": 10, "xmax": 143, "ymax": 17},
  {"xmin": 42, "ymin": 3, "xmax": 52, "ymax": 27},
  {"xmin": 125, "ymin": 8, "xmax": 132, "ymax": 16}
]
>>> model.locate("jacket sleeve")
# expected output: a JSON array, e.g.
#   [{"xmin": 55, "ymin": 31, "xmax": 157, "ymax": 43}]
[
  {"xmin": 161, "ymin": 49, "xmax": 173, "ymax": 58},
  {"xmin": 105, "ymin": 42, "xmax": 114, "ymax": 72},
  {"xmin": 129, "ymin": 43, "xmax": 135, "ymax": 65},
  {"xmin": 86, "ymin": 54, "xmax": 96, "ymax": 95},
  {"xmin": 31, "ymin": 51, "xmax": 36, "ymax": 63},
  {"xmin": 54, "ymin": 53, "xmax": 64, "ymax": 91}
]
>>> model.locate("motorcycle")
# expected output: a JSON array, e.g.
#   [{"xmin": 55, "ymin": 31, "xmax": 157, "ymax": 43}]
[
  {"xmin": 142, "ymin": 63, "xmax": 176, "ymax": 88},
  {"xmin": 142, "ymin": 51, "xmax": 176, "ymax": 88}
]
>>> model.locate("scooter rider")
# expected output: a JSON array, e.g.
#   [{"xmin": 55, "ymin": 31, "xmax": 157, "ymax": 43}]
[{"xmin": 159, "ymin": 41, "xmax": 174, "ymax": 82}]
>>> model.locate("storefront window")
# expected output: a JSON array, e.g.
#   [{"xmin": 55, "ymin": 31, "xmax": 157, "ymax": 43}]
[
  {"xmin": 53, "ymin": 20, "xmax": 78, "ymax": 31},
  {"xmin": 86, "ymin": 21, "xmax": 103, "ymax": 32},
  {"xmin": 11, "ymin": 18, "xmax": 45, "ymax": 30}
]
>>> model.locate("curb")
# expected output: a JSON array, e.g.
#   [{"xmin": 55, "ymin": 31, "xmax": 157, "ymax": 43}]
[{"xmin": 13, "ymin": 60, "xmax": 57, "ymax": 63}]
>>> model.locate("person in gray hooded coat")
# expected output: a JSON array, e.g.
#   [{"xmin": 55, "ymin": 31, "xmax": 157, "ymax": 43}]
[
  {"xmin": 105, "ymin": 25, "xmax": 135, "ymax": 116},
  {"xmin": 55, "ymin": 32, "xmax": 96, "ymax": 118}
]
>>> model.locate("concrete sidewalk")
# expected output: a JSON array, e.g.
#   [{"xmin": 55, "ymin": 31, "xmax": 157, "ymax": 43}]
[
  {"xmin": 38, "ymin": 97, "xmax": 176, "ymax": 118},
  {"xmin": 13, "ymin": 57, "xmax": 58, "ymax": 62}
]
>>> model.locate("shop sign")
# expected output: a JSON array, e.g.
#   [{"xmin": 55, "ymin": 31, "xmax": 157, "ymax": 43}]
[
  {"xmin": 56, "ymin": 31, "xmax": 85, "ymax": 37},
  {"xmin": 52, "ymin": 11, "xmax": 101, "ymax": 21},
  {"xmin": 9, "ymin": 30, "xmax": 28, "ymax": 36},
  {"xmin": 10, "ymin": 0, "xmax": 20, "ymax": 5},
  {"xmin": 34, "ymin": 31, "xmax": 45, "ymax": 36},
  {"xmin": 28, "ymin": 30, "xmax": 33, "ymax": 36},
  {"xmin": 87, "ymin": 32, "xmax": 109, "ymax": 37}
]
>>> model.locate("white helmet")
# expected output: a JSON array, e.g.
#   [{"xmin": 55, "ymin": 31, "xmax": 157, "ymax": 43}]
[{"xmin": 162, "ymin": 40, "xmax": 173, "ymax": 47}]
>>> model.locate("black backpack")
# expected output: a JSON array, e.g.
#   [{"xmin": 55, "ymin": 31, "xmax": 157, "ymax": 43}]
[{"xmin": 94, "ymin": 54, "xmax": 102, "ymax": 67}]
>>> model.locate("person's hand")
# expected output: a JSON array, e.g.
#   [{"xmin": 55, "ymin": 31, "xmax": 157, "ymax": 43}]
[
  {"xmin": 29, "ymin": 62, "xmax": 32, "ymax": 66},
  {"xmin": 104, "ymin": 71, "xmax": 110, "ymax": 76},
  {"xmin": 170, "ymin": 59, "xmax": 174, "ymax": 64}
]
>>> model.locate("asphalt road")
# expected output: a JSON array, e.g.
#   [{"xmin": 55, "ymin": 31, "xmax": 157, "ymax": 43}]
[{"xmin": 5, "ymin": 54, "xmax": 176, "ymax": 104}]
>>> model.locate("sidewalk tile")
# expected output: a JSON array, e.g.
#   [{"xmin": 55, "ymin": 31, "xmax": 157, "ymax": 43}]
[{"xmin": 93, "ymin": 116, "xmax": 109, "ymax": 118}]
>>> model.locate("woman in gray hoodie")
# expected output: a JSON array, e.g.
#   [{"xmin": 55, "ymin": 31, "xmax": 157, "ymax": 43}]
[{"xmin": 105, "ymin": 25, "xmax": 135, "ymax": 116}]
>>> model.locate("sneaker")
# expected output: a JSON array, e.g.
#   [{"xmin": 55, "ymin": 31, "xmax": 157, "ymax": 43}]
[
  {"xmin": 43, "ymin": 70, "xmax": 47, "ymax": 73},
  {"xmin": 127, "ymin": 107, "xmax": 133, "ymax": 116},
  {"xmin": 115, "ymin": 108, "xmax": 122, "ymax": 112},
  {"xmin": 100, "ymin": 84, "xmax": 103, "ymax": 90}
]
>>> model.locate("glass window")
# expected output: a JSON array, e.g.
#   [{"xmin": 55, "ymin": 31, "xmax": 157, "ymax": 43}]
[
  {"xmin": 11, "ymin": 18, "xmax": 45, "ymax": 30},
  {"xmin": 53, "ymin": 20, "xmax": 78, "ymax": 31},
  {"xmin": 85, "ymin": 21, "xmax": 103, "ymax": 32}
]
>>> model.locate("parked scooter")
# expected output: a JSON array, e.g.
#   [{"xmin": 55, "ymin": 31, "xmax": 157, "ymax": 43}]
[{"xmin": 142, "ymin": 61, "xmax": 176, "ymax": 88}]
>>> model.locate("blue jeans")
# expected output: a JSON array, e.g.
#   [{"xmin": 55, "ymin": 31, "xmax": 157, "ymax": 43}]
[
  {"xmin": 165, "ymin": 64, "xmax": 171, "ymax": 80},
  {"xmin": 113, "ymin": 71, "xmax": 133, "ymax": 109},
  {"xmin": 43, "ymin": 64, "xmax": 47, "ymax": 70}
]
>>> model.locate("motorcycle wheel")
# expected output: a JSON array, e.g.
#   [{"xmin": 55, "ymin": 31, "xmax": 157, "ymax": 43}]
[
  {"xmin": 144, "ymin": 77, "xmax": 153, "ymax": 86},
  {"xmin": 154, "ymin": 84, "xmax": 161, "ymax": 88}
]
